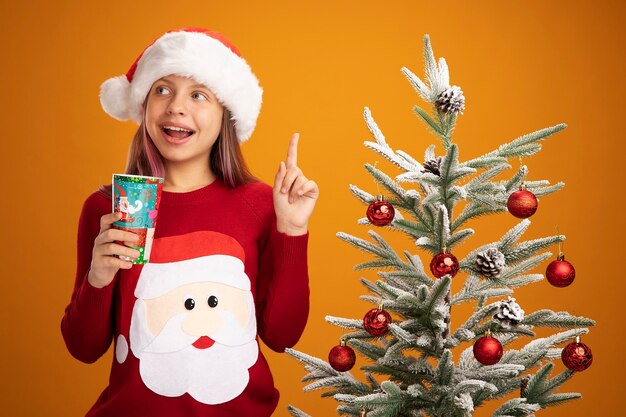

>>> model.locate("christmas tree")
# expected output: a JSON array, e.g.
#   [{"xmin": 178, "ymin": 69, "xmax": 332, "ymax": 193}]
[{"xmin": 286, "ymin": 35, "xmax": 595, "ymax": 417}]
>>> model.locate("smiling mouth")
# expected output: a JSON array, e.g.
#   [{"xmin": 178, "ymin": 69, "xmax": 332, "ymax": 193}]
[{"xmin": 162, "ymin": 125, "xmax": 195, "ymax": 139}]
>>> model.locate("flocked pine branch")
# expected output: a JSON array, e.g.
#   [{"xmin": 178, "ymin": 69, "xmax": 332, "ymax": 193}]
[
  {"xmin": 288, "ymin": 405, "xmax": 312, "ymax": 417},
  {"xmin": 522, "ymin": 310, "xmax": 595, "ymax": 329}
]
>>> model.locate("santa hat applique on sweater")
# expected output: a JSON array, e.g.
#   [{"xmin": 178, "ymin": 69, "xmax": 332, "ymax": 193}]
[
  {"xmin": 99, "ymin": 27, "xmax": 263, "ymax": 142},
  {"xmin": 135, "ymin": 230, "xmax": 250, "ymax": 300}
]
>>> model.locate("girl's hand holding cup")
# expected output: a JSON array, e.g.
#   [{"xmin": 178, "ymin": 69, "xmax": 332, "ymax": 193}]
[{"xmin": 87, "ymin": 212, "xmax": 141, "ymax": 289}]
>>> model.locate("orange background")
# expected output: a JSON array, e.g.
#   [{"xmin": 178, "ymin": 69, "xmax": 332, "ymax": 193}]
[{"xmin": 1, "ymin": 1, "xmax": 624, "ymax": 416}]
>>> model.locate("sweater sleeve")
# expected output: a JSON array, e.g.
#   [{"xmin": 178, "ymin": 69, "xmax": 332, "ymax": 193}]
[
  {"xmin": 256, "ymin": 218, "xmax": 310, "ymax": 352},
  {"xmin": 60, "ymin": 191, "xmax": 116, "ymax": 363}
]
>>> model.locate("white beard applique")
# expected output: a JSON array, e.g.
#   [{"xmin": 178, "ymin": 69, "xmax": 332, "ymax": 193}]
[
  {"xmin": 137, "ymin": 334, "xmax": 258, "ymax": 403},
  {"xmin": 128, "ymin": 251, "xmax": 258, "ymax": 405}
]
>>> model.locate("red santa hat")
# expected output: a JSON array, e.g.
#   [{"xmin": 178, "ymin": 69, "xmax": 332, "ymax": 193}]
[
  {"xmin": 135, "ymin": 230, "xmax": 250, "ymax": 299},
  {"xmin": 99, "ymin": 27, "xmax": 263, "ymax": 142}
]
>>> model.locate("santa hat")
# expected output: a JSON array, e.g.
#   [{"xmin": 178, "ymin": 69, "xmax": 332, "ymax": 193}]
[
  {"xmin": 135, "ymin": 230, "xmax": 250, "ymax": 299},
  {"xmin": 100, "ymin": 27, "xmax": 263, "ymax": 142}
]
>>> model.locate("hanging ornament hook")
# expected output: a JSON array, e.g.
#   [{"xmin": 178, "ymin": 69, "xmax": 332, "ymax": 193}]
[
  {"xmin": 519, "ymin": 157, "xmax": 527, "ymax": 190},
  {"xmin": 556, "ymin": 225, "xmax": 564, "ymax": 259},
  {"xmin": 573, "ymin": 315, "xmax": 581, "ymax": 342},
  {"xmin": 373, "ymin": 161, "xmax": 381, "ymax": 198}
]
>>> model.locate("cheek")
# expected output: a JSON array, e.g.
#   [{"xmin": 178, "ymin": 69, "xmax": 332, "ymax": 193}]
[
  {"xmin": 144, "ymin": 297, "xmax": 183, "ymax": 336},
  {"xmin": 144, "ymin": 98, "xmax": 170, "ymax": 133},
  {"xmin": 198, "ymin": 105, "xmax": 224, "ymax": 133},
  {"xmin": 220, "ymin": 294, "xmax": 251, "ymax": 327},
  {"xmin": 144, "ymin": 104, "xmax": 160, "ymax": 133}
]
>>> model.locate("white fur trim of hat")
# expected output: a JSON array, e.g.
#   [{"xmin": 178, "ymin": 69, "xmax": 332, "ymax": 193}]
[
  {"xmin": 99, "ymin": 28, "xmax": 263, "ymax": 143},
  {"xmin": 136, "ymin": 254, "xmax": 250, "ymax": 299},
  {"xmin": 134, "ymin": 230, "xmax": 251, "ymax": 299}
]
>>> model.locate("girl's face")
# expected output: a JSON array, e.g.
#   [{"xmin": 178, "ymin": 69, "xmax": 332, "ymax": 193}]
[{"xmin": 145, "ymin": 75, "xmax": 224, "ymax": 167}]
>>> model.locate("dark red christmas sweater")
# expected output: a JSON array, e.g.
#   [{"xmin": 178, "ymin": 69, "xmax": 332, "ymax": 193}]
[{"xmin": 61, "ymin": 179, "xmax": 310, "ymax": 416}]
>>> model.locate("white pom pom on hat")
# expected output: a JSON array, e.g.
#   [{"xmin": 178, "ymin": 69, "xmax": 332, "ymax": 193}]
[
  {"xmin": 99, "ymin": 27, "xmax": 263, "ymax": 143},
  {"xmin": 100, "ymin": 75, "xmax": 135, "ymax": 121}
]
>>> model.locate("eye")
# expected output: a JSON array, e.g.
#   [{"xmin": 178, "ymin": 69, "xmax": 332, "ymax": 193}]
[
  {"xmin": 208, "ymin": 296, "xmax": 218, "ymax": 308},
  {"xmin": 184, "ymin": 298, "xmax": 196, "ymax": 310},
  {"xmin": 191, "ymin": 92, "xmax": 208, "ymax": 101},
  {"xmin": 155, "ymin": 86, "xmax": 171, "ymax": 95}
]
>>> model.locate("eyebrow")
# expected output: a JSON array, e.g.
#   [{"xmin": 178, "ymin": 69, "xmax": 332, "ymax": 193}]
[{"xmin": 158, "ymin": 77, "xmax": 209, "ymax": 91}]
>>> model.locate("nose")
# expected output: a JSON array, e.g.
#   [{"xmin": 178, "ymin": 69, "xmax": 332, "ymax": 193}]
[
  {"xmin": 182, "ymin": 309, "xmax": 222, "ymax": 337},
  {"xmin": 166, "ymin": 93, "xmax": 187, "ymax": 116}
]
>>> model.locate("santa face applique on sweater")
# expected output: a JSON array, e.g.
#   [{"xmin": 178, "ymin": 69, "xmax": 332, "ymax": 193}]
[{"xmin": 119, "ymin": 231, "xmax": 258, "ymax": 405}]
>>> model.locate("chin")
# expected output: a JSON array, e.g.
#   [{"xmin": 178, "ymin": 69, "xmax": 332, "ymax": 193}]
[{"xmin": 160, "ymin": 147, "xmax": 213, "ymax": 166}]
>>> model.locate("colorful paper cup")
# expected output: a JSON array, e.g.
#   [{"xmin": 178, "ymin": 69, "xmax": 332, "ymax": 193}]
[{"xmin": 112, "ymin": 174, "xmax": 164, "ymax": 264}]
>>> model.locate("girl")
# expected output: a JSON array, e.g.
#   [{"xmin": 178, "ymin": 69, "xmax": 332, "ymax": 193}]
[{"xmin": 61, "ymin": 28, "xmax": 318, "ymax": 416}]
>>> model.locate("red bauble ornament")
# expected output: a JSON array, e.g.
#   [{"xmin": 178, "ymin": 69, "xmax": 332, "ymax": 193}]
[
  {"xmin": 367, "ymin": 195, "xmax": 395, "ymax": 226},
  {"xmin": 546, "ymin": 253, "xmax": 576, "ymax": 287},
  {"xmin": 328, "ymin": 341, "xmax": 356, "ymax": 372},
  {"xmin": 363, "ymin": 308, "xmax": 392, "ymax": 336},
  {"xmin": 473, "ymin": 332, "xmax": 503, "ymax": 365},
  {"xmin": 507, "ymin": 186, "xmax": 538, "ymax": 219},
  {"xmin": 561, "ymin": 337, "xmax": 593, "ymax": 371},
  {"xmin": 430, "ymin": 252, "xmax": 460, "ymax": 278}
]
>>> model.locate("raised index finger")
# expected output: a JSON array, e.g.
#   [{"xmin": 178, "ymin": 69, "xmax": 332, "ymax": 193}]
[{"xmin": 286, "ymin": 132, "xmax": 299, "ymax": 168}]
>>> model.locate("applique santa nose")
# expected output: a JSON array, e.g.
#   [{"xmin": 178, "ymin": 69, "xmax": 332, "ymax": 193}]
[{"xmin": 181, "ymin": 293, "xmax": 223, "ymax": 349}]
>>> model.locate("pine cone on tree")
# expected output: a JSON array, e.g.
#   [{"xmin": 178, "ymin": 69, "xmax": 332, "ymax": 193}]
[
  {"xmin": 421, "ymin": 156, "xmax": 443, "ymax": 176},
  {"xmin": 435, "ymin": 85, "xmax": 465, "ymax": 115},
  {"xmin": 494, "ymin": 296, "xmax": 525, "ymax": 327},
  {"xmin": 475, "ymin": 248, "xmax": 506, "ymax": 278},
  {"xmin": 454, "ymin": 393, "xmax": 474, "ymax": 414},
  {"xmin": 520, "ymin": 376, "xmax": 531, "ymax": 398}
]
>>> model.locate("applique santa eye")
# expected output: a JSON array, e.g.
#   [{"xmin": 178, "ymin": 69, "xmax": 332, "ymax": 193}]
[{"xmin": 116, "ymin": 230, "xmax": 258, "ymax": 405}]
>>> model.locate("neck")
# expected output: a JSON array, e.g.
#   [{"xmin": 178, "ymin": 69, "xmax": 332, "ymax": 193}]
[{"xmin": 163, "ymin": 159, "xmax": 216, "ymax": 192}]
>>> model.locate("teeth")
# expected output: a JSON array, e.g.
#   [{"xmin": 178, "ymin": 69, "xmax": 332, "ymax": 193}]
[{"xmin": 164, "ymin": 126, "xmax": 193, "ymax": 133}]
